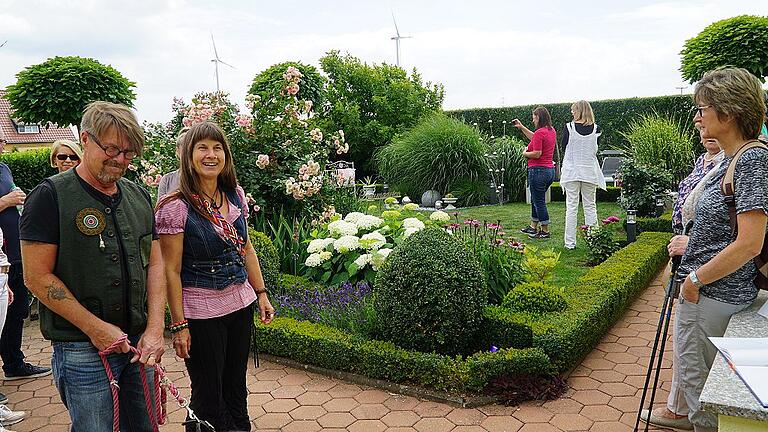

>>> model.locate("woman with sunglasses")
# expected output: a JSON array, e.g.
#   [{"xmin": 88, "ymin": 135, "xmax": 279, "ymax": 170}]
[
  {"xmin": 155, "ymin": 121, "xmax": 275, "ymax": 431},
  {"xmin": 49, "ymin": 140, "xmax": 82, "ymax": 173}
]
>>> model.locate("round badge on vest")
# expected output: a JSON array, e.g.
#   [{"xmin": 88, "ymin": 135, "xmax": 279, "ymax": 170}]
[{"xmin": 76, "ymin": 208, "xmax": 107, "ymax": 236}]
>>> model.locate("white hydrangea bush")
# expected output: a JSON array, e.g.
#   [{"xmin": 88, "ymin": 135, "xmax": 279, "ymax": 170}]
[{"xmin": 302, "ymin": 206, "xmax": 446, "ymax": 286}]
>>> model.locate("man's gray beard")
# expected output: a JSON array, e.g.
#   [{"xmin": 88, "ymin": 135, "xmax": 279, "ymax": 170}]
[{"xmin": 96, "ymin": 166, "xmax": 126, "ymax": 184}]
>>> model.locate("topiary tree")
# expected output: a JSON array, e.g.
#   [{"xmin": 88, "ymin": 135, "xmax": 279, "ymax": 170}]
[
  {"xmin": 320, "ymin": 50, "xmax": 445, "ymax": 176},
  {"xmin": 680, "ymin": 15, "xmax": 768, "ymax": 83},
  {"xmin": 5, "ymin": 56, "xmax": 136, "ymax": 129},
  {"xmin": 249, "ymin": 61, "xmax": 326, "ymax": 109},
  {"xmin": 374, "ymin": 227, "xmax": 487, "ymax": 355},
  {"xmin": 248, "ymin": 229, "xmax": 280, "ymax": 291}
]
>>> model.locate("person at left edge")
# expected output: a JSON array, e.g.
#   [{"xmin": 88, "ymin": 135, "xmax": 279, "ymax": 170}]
[
  {"xmin": 19, "ymin": 101, "xmax": 166, "ymax": 431},
  {"xmin": 0, "ymin": 135, "xmax": 52, "ymax": 393}
]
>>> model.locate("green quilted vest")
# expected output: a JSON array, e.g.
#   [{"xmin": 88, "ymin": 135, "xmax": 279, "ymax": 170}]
[{"xmin": 40, "ymin": 169, "xmax": 154, "ymax": 341}]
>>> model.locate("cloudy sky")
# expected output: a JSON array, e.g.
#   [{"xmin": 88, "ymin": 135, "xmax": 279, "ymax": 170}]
[{"xmin": 0, "ymin": 0, "xmax": 764, "ymax": 124}]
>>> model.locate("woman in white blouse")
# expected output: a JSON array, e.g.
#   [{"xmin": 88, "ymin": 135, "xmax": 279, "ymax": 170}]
[{"xmin": 559, "ymin": 100, "xmax": 606, "ymax": 249}]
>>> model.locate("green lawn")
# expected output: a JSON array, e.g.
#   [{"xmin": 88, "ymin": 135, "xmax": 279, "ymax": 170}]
[{"xmin": 455, "ymin": 201, "xmax": 627, "ymax": 287}]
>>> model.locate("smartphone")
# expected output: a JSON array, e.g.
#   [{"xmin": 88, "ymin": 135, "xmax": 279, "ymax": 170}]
[{"xmin": 512, "ymin": 119, "xmax": 520, "ymax": 125}]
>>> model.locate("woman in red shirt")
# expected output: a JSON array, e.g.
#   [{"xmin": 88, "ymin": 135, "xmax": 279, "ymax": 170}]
[{"xmin": 513, "ymin": 106, "xmax": 556, "ymax": 238}]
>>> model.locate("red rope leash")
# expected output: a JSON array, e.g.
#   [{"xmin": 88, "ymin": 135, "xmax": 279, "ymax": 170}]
[{"xmin": 98, "ymin": 333, "xmax": 202, "ymax": 432}]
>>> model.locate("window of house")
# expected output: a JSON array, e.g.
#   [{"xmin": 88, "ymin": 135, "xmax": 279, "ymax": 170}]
[{"xmin": 16, "ymin": 124, "xmax": 40, "ymax": 134}]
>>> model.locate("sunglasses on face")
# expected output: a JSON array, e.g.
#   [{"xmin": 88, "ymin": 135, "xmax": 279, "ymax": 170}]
[{"xmin": 56, "ymin": 154, "xmax": 80, "ymax": 161}]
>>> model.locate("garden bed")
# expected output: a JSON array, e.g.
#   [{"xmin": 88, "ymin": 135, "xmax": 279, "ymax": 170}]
[{"xmin": 254, "ymin": 231, "xmax": 672, "ymax": 397}]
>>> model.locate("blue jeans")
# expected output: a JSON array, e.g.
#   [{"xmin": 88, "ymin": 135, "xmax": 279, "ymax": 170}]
[
  {"xmin": 52, "ymin": 335, "xmax": 156, "ymax": 432},
  {"xmin": 528, "ymin": 167, "xmax": 555, "ymax": 225}
]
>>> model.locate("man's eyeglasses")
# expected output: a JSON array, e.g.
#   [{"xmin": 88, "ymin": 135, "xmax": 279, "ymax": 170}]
[
  {"xmin": 56, "ymin": 154, "xmax": 80, "ymax": 161},
  {"xmin": 87, "ymin": 131, "xmax": 137, "ymax": 160},
  {"xmin": 694, "ymin": 105, "xmax": 713, "ymax": 117}
]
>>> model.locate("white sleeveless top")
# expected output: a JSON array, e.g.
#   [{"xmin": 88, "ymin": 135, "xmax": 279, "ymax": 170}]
[{"xmin": 559, "ymin": 122, "xmax": 606, "ymax": 190}]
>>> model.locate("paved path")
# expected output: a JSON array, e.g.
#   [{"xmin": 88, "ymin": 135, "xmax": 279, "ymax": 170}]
[{"xmin": 3, "ymin": 270, "xmax": 675, "ymax": 431}]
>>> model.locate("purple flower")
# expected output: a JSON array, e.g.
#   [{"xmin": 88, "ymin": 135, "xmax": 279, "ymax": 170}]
[
  {"xmin": 490, "ymin": 345, "xmax": 499, "ymax": 353},
  {"xmin": 579, "ymin": 225, "xmax": 590, "ymax": 231},
  {"xmin": 602, "ymin": 215, "xmax": 621, "ymax": 225}
]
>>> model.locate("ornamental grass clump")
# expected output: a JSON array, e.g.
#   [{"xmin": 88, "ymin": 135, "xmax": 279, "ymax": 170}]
[
  {"xmin": 374, "ymin": 227, "xmax": 487, "ymax": 355},
  {"xmin": 375, "ymin": 112, "xmax": 487, "ymax": 200}
]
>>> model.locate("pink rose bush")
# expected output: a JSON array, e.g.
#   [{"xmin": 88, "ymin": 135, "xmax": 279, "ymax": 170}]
[{"xmin": 141, "ymin": 65, "xmax": 348, "ymax": 217}]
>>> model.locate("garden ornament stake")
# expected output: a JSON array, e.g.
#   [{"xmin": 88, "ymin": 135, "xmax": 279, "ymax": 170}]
[{"xmin": 633, "ymin": 220, "xmax": 692, "ymax": 432}]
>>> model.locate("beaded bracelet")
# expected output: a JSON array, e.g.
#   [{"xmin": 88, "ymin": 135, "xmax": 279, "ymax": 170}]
[
  {"xmin": 170, "ymin": 319, "xmax": 188, "ymax": 328},
  {"xmin": 169, "ymin": 323, "xmax": 189, "ymax": 333},
  {"xmin": 254, "ymin": 288, "xmax": 268, "ymax": 295}
]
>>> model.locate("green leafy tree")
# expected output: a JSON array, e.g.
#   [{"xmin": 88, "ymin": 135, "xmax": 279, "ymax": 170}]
[
  {"xmin": 249, "ymin": 61, "xmax": 326, "ymax": 108},
  {"xmin": 320, "ymin": 50, "xmax": 445, "ymax": 176},
  {"xmin": 4, "ymin": 56, "xmax": 136, "ymax": 129},
  {"xmin": 680, "ymin": 15, "xmax": 768, "ymax": 83}
]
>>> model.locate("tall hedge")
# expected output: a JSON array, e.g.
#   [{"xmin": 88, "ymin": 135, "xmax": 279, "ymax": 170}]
[
  {"xmin": 447, "ymin": 94, "xmax": 695, "ymax": 152},
  {"xmin": 0, "ymin": 148, "xmax": 56, "ymax": 191}
]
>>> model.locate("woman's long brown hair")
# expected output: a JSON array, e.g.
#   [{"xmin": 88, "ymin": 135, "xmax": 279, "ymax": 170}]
[{"xmin": 156, "ymin": 121, "xmax": 239, "ymax": 221}]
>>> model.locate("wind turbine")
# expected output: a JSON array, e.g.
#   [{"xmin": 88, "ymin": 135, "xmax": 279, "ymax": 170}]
[
  {"xmin": 210, "ymin": 33, "xmax": 235, "ymax": 93},
  {"xmin": 390, "ymin": 12, "xmax": 412, "ymax": 67}
]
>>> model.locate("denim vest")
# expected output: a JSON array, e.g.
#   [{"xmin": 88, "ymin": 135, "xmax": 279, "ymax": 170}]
[{"xmin": 180, "ymin": 189, "xmax": 248, "ymax": 290}]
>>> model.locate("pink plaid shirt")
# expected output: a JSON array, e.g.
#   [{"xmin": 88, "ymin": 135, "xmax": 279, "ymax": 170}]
[{"xmin": 155, "ymin": 187, "xmax": 257, "ymax": 319}]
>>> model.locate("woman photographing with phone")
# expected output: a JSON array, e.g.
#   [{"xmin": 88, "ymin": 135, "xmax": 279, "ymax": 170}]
[{"xmin": 513, "ymin": 106, "xmax": 557, "ymax": 239}]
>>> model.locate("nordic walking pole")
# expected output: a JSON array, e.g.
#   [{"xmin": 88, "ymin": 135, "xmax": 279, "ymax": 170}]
[{"xmin": 633, "ymin": 221, "xmax": 691, "ymax": 432}]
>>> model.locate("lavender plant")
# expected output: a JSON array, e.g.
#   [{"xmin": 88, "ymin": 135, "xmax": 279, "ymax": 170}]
[{"xmin": 274, "ymin": 281, "xmax": 376, "ymax": 336}]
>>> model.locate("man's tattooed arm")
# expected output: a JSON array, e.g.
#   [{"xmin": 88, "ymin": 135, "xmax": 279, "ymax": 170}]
[{"xmin": 46, "ymin": 281, "xmax": 73, "ymax": 301}]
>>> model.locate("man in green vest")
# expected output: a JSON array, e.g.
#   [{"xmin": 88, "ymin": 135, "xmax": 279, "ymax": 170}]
[{"xmin": 19, "ymin": 102, "xmax": 166, "ymax": 431}]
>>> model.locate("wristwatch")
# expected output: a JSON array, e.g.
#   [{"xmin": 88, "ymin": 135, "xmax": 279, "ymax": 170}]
[{"xmin": 689, "ymin": 271, "xmax": 705, "ymax": 289}]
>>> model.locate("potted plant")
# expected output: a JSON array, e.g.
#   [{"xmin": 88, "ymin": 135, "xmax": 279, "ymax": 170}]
[
  {"xmin": 362, "ymin": 176, "xmax": 377, "ymax": 197},
  {"xmin": 442, "ymin": 193, "xmax": 458, "ymax": 209}
]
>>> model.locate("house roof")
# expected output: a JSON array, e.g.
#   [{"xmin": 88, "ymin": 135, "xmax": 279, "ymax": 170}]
[{"xmin": 0, "ymin": 90, "xmax": 77, "ymax": 144}]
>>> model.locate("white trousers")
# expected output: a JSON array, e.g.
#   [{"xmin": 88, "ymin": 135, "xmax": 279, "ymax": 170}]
[{"xmin": 562, "ymin": 181, "xmax": 598, "ymax": 248}]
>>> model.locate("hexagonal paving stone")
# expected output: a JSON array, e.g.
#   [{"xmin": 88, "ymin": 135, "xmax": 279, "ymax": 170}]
[
  {"xmin": 354, "ymin": 389, "xmax": 390, "ymax": 404},
  {"xmin": 296, "ymin": 390, "xmax": 332, "ymax": 406},
  {"xmin": 381, "ymin": 410, "xmax": 420, "ymax": 427},
  {"xmin": 511, "ymin": 405, "xmax": 554, "ymax": 423},
  {"xmin": 327, "ymin": 383, "xmax": 362, "ymax": 398},
  {"xmin": 480, "ymin": 415, "xmax": 523, "ymax": 432},
  {"xmin": 322, "ymin": 397, "xmax": 360, "ymax": 412},
  {"xmin": 262, "ymin": 398, "xmax": 300, "ymax": 413},
  {"xmin": 347, "ymin": 419, "xmax": 387, "ymax": 432},
  {"xmin": 413, "ymin": 401, "xmax": 453, "ymax": 417},
  {"xmin": 383, "ymin": 395, "xmax": 421, "ymax": 410},
  {"xmin": 413, "ymin": 417, "xmax": 456, "ymax": 432},
  {"xmin": 446, "ymin": 408, "xmax": 487, "ymax": 426},
  {"xmin": 289, "ymin": 405, "xmax": 327, "ymax": 420},
  {"xmin": 350, "ymin": 403, "xmax": 389, "ymax": 420},
  {"xmin": 270, "ymin": 385, "xmax": 306, "ymax": 399},
  {"xmin": 252, "ymin": 412, "xmax": 292, "ymax": 429},
  {"xmin": 317, "ymin": 412, "xmax": 356, "ymax": 428},
  {"xmin": 570, "ymin": 389, "xmax": 612, "ymax": 406},
  {"xmin": 549, "ymin": 413, "xmax": 594, "ymax": 431},
  {"xmin": 581, "ymin": 404, "xmax": 623, "ymax": 422},
  {"xmin": 282, "ymin": 420, "xmax": 322, "ymax": 432}
]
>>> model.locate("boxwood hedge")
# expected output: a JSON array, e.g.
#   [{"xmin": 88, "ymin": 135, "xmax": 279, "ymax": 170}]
[{"xmin": 254, "ymin": 231, "xmax": 671, "ymax": 394}]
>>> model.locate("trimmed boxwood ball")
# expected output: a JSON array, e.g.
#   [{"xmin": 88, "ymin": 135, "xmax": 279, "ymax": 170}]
[
  {"xmin": 374, "ymin": 227, "xmax": 488, "ymax": 355},
  {"xmin": 502, "ymin": 282, "xmax": 567, "ymax": 314},
  {"xmin": 248, "ymin": 229, "xmax": 280, "ymax": 291}
]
